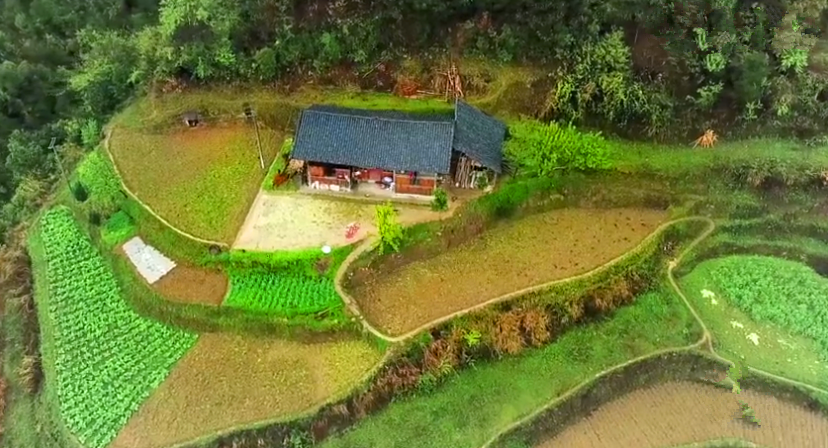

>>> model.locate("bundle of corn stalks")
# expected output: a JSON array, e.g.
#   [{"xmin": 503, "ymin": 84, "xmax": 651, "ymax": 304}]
[
  {"xmin": 692, "ymin": 129, "xmax": 718, "ymax": 148},
  {"xmin": 438, "ymin": 62, "xmax": 464, "ymax": 101}
]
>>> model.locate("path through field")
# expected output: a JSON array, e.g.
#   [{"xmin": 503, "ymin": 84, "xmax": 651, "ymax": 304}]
[
  {"xmin": 233, "ymin": 191, "xmax": 443, "ymax": 251},
  {"xmin": 350, "ymin": 207, "xmax": 667, "ymax": 335},
  {"xmin": 110, "ymin": 333, "xmax": 382, "ymax": 448},
  {"xmin": 536, "ymin": 381, "xmax": 828, "ymax": 448}
]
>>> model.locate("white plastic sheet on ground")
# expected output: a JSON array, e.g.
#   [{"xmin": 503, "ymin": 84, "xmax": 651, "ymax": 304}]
[{"xmin": 122, "ymin": 236, "xmax": 176, "ymax": 284}]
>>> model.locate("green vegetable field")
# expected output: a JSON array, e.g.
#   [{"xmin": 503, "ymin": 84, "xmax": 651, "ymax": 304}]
[
  {"xmin": 700, "ymin": 255, "xmax": 828, "ymax": 359},
  {"xmin": 33, "ymin": 207, "xmax": 197, "ymax": 448},
  {"xmin": 223, "ymin": 269, "xmax": 341, "ymax": 315}
]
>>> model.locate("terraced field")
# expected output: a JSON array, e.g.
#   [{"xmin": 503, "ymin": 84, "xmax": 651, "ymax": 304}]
[
  {"xmin": 536, "ymin": 381, "xmax": 828, "ymax": 448},
  {"xmin": 350, "ymin": 207, "xmax": 668, "ymax": 335}
]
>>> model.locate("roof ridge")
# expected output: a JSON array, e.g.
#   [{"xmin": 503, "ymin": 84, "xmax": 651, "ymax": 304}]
[{"xmin": 305, "ymin": 108, "xmax": 453, "ymax": 125}]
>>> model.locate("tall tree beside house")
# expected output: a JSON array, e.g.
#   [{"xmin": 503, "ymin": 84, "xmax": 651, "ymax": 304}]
[{"xmin": 376, "ymin": 202, "xmax": 404, "ymax": 254}]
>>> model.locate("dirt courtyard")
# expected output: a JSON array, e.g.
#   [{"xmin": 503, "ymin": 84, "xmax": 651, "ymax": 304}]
[
  {"xmin": 350, "ymin": 208, "xmax": 668, "ymax": 335},
  {"xmin": 537, "ymin": 381, "xmax": 828, "ymax": 448},
  {"xmin": 110, "ymin": 333, "xmax": 382, "ymax": 448},
  {"xmin": 233, "ymin": 191, "xmax": 445, "ymax": 251}
]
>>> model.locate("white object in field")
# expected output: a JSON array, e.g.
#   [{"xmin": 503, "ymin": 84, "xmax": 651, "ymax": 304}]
[
  {"xmin": 730, "ymin": 321, "xmax": 744, "ymax": 329},
  {"xmin": 122, "ymin": 236, "xmax": 177, "ymax": 284},
  {"xmin": 746, "ymin": 333, "xmax": 760, "ymax": 346},
  {"xmin": 322, "ymin": 245, "xmax": 332, "ymax": 254},
  {"xmin": 701, "ymin": 289, "xmax": 715, "ymax": 299}
]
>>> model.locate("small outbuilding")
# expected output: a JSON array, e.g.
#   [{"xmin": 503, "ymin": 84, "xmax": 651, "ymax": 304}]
[{"xmin": 290, "ymin": 100, "xmax": 506, "ymax": 196}]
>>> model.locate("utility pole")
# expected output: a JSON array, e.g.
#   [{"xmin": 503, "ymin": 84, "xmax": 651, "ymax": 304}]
[
  {"xmin": 49, "ymin": 137, "xmax": 71, "ymax": 190},
  {"xmin": 243, "ymin": 103, "xmax": 265, "ymax": 170}
]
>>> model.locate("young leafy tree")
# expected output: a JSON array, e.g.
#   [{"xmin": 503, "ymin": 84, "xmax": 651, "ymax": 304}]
[
  {"xmin": 70, "ymin": 30, "xmax": 139, "ymax": 117},
  {"xmin": 375, "ymin": 202, "xmax": 404, "ymax": 254},
  {"xmin": 152, "ymin": 0, "xmax": 243, "ymax": 80},
  {"xmin": 506, "ymin": 120, "xmax": 611, "ymax": 177}
]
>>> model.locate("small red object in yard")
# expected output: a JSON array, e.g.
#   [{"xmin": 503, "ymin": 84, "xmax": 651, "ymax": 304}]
[
  {"xmin": 345, "ymin": 222, "xmax": 360, "ymax": 239},
  {"xmin": 272, "ymin": 174, "xmax": 289, "ymax": 187}
]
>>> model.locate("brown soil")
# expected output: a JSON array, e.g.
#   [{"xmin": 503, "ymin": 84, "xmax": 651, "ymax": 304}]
[
  {"xmin": 110, "ymin": 333, "xmax": 382, "ymax": 448},
  {"xmin": 350, "ymin": 208, "xmax": 668, "ymax": 335},
  {"xmin": 153, "ymin": 264, "xmax": 228, "ymax": 306},
  {"xmin": 536, "ymin": 381, "xmax": 828, "ymax": 448}
]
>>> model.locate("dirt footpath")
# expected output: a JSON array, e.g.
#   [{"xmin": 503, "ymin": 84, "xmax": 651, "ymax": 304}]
[
  {"xmin": 537, "ymin": 381, "xmax": 828, "ymax": 448},
  {"xmin": 233, "ymin": 191, "xmax": 444, "ymax": 251}
]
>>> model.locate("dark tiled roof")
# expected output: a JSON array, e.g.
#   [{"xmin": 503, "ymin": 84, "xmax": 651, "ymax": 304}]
[
  {"xmin": 452, "ymin": 100, "xmax": 506, "ymax": 173},
  {"xmin": 291, "ymin": 102, "xmax": 506, "ymax": 175},
  {"xmin": 292, "ymin": 106, "xmax": 454, "ymax": 173}
]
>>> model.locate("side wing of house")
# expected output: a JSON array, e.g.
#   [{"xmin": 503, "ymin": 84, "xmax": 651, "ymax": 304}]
[{"xmin": 451, "ymin": 101, "xmax": 507, "ymax": 188}]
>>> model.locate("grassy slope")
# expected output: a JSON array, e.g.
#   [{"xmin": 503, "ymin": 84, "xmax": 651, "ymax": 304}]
[
  {"xmin": 321, "ymin": 289, "xmax": 700, "ymax": 448},
  {"xmin": 108, "ymin": 124, "xmax": 281, "ymax": 244},
  {"xmin": 680, "ymin": 256, "xmax": 828, "ymax": 390},
  {"xmin": 611, "ymin": 138, "xmax": 828, "ymax": 176}
]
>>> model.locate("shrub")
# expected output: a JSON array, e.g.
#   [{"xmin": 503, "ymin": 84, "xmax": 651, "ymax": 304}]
[
  {"xmin": 545, "ymin": 31, "xmax": 660, "ymax": 126},
  {"xmin": 490, "ymin": 310, "xmax": 524, "ymax": 355},
  {"xmin": 506, "ymin": 120, "xmax": 611, "ymax": 177},
  {"xmin": 431, "ymin": 187, "xmax": 448, "ymax": 211},
  {"xmin": 376, "ymin": 202, "xmax": 403, "ymax": 254},
  {"xmin": 734, "ymin": 51, "xmax": 770, "ymax": 105},
  {"xmin": 80, "ymin": 118, "xmax": 101, "ymax": 149},
  {"xmin": 71, "ymin": 181, "xmax": 89, "ymax": 202},
  {"xmin": 101, "ymin": 210, "xmax": 137, "ymax": 247},
  {"xmin": 76, "ymin": 151, "xmax": 123, "ymax": 216}
]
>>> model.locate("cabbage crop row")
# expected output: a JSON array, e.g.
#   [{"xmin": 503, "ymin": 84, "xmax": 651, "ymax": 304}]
[
  {"xmin": 35, "ymin": 207, "xmax": 197, "ymax": 448},
  {"xmin": 223, "ymin": 268, "xmax": 341, "ymax": 315}
]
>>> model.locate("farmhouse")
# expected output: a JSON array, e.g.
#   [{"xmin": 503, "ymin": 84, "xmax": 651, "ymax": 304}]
[{"xmin": 290, "ymin": 100, "xmax": 506, "ymax": 196}]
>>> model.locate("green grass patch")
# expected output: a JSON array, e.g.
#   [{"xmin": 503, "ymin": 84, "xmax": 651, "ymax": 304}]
[
  {"xmin": 74, "ymin": 150, "xmax": 123, "ymax": 216},
  {"xmin": 320, "ymin": 289, "xmax": 699, "ymax": 448},
  {"xmin": 610, "ymin": 138, "xmax": 828, "ymax": 183},
  {"xmin": 29, "ymin": 206, "xmax": 198, "ymax": 448},
  {"xmin": 680, "ymin": 255, "xmax": 828, "ymax": 390},
  {"xmin": 108, "ymin": 122, "xmax": 281, "ymax": 243},
  {"xmin": 100, "ymin": 210, "xmax": 137, "ymax": 248}
]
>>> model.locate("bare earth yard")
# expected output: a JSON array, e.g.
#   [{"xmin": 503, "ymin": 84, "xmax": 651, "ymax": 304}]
[
  {"xmin": 350, "ymin": 208, "xmax": 667, "ymax": 335},
  {"xmin": 234, "ymin": 192, "xmax": 445, "ymax": 251},
  {"xmin": 537, "ymin": 381, "xmax": 828, "ymax": 448},
  {"xmin": 110, "ymin": 333, "xmax": 382, "ymax": 448},
  {"xmin": 153, "ymin": 264, "xmax": 229, "ymax": 306},
  {"xmin": 110, "ymin": 123, "xmax": 281, "ymax": 244}
]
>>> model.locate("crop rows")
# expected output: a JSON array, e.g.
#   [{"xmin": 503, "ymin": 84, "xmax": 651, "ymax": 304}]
[
  {"xmin": 708, "ymin": 255, "xmax": 828, "ymax": 359},
  {"xmin": 35, "ymin": 207, "xmax": 197, "ymax": 448},
  {"xmin": 223, "ymin": 269, "xmax": 341, "ymax": 315}
]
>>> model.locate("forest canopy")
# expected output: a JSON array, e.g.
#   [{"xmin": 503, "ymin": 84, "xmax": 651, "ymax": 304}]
[{"xmin": 3, "ymin": 0, "xmax": 828, "ymax": 240}]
